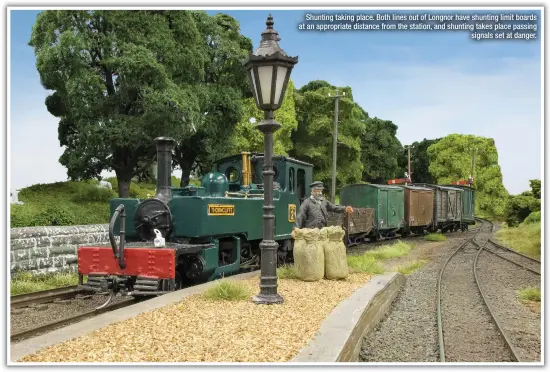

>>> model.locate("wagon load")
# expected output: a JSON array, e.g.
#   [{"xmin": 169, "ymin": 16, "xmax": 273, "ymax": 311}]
[
  {"xmin": 321, "ymin": 226, "xmax": 349, "ymax": 280},
  {"xmin": 293, "ymin": 228, "xmax": 324, "ymax": 281}
]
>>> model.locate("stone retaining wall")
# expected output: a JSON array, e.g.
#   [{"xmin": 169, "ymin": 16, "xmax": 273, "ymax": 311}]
[
  {"xmin": 10, "ymin": 224, "xmax": 111, "ymax": 275},
  {"xmin": 292, "ymin": 272, "xmax": 406, "ymax": 362}
]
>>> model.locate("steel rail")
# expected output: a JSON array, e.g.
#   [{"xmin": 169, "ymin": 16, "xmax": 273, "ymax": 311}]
[
  {"xmin": 471, "ymin": 240, "xmax": 541, "ymax": 276},
  {"xmin": 437, "ymin": 217, "xmax": 517, "ymax": 362},
  {"xmin": 436, "ymin": 224, "xmax": 486, "ymax": 362},
  {"xmin": 473, "ymin": 232, "xmax": 521, "ymax": 362},
  {"xmin": 488, "ymin": 239, "xmax": 541, "ymax": 264},
  {"xmin": 10, "ymin": 298, "xmax": 137, "ymax": 342},
  {"xmin": 11, "ymin": 285, "xmax": 83, "ymax": 309}
]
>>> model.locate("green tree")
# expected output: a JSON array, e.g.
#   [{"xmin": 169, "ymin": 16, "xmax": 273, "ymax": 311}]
[
  {"xmin": 30, "ymin": 10, "xmax": 207, "ymax": 197},
  {"xmin": 427, "ymin": 134, "xmax": 508, "ymax": 217},
  {"xmin": 397, "ymin": 138, "xmax": 441, "ymax": 184},
  {"xmin": 173, "ymin": 12, "xmax": 253, "ymax": 186},
  {"xmin": 297, "ymin": 79, "xmax": 335, "ymax": 94},
  {"xmin": 360, "ymin": 118, "xmax": 403, "ymax": 184},
  {"xmin": 505, "ymin": 194, "xmax": 541, "ymax": 227},
  {"xmin": 291, "ymin": 84, "xmax": 365, "ymax": 197},
  {"xmin": 529, "ymin": 179, "xmax": 541, "ymax": 199},
  {"xmin": 228, "ymin": 79, "xmax": 298, "ymax": 156}
]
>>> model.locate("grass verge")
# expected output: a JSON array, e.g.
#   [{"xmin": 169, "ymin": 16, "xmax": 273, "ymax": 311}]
[
  {"xmin": 202, "ymin": 280, "xmax": 253, "ymax": 301},
  {"xmin": 494, "ymin": 221, "xmax": 541, "ymax": 260},
  {"xmin": 518, "ymin": 287, "xmax": 541, "ymax": 302},
  {"xmin": 395, "ymin": 260, "xmax": 428, "ymax": 275},
  {"xmin": 347, "ymin": 240, "xmax": 414, "ymax": 274},
  {"xmin": 11, "ymin": 272, "xmax": 80, "ymax": 296},
  {"xmin": 425, "ymin": 233, "xmax": 447, "ymax": 242}
]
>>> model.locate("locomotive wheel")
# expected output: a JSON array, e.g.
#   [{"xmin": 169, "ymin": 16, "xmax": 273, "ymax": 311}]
[
  {"xmin": 158, "ymin": 272, "xmax": 183, "ymax": 292},
  {"xmin": 175, "ymin": 271, "xmax": 183, "ymax": 290}
]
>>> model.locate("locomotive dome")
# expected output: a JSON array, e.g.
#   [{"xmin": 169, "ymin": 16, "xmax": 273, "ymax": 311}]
[{"xmin": 201, "ymin": 172, "xmax": 229, "ymax": 197}]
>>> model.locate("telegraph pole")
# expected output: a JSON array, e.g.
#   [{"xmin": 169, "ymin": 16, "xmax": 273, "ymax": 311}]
[
  {"xmin": 471, "ymin": 148, "xmax": 477, "ymax": 187},
  {"xmin": 329, "ymin": 88, "xmax": 345, "ymax": 203},
  {"xmin": 404, "ymin": 145, "xmax": 414, "ymax": 183}
]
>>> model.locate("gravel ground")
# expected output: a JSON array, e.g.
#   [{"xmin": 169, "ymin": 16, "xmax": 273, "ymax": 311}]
[
  {"xmin": 360, "ymin": 233, "xmax": 476, "ymax": 362},
  {"xmin": 476, "ymin": 249, "xmax": 541, "ymax": 362},
  {"xmin": 11, "ymin": 293, "xmax": 134, "ymax": 337},
  {"xmin": 18, "ymin": 272, "xmax": 373, "ymax": 363}
]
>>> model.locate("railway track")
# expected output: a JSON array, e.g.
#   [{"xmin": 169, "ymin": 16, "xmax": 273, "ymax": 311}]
[
  {"xmin": 9, "ymin": 224, "xmax": 482, "ymax": 344},
  {"xmin": 10, "ymin": 295, "xmax": 140, "ymax": 343},
  {"xmin": 437, "ymin": 218, "xmax": 519, "ymax": 362},
  {"xmin": 471, "ymin": 239, "xmax": 541, "ymax": 276},
  {"xmin": 11, "ymin": 286, "xmax": 83, "ymax": 309},
  {"xmin": 487, "ymin": 239, "xmax": 541, "ymax": 275}
]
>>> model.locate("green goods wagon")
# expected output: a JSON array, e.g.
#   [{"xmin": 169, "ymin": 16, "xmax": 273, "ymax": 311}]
[{"xmin": 339, "ymin": 184, "xmax": 404, "ymax": 240}]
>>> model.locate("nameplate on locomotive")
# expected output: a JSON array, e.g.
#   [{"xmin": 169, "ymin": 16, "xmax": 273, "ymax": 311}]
[
  {"xmin": 288, "ymin": 204, "xmax": 296, "ymax": 222},
  {"xmin": 208, "ymin": 204, "xmax": 235, "ymax": 216}
]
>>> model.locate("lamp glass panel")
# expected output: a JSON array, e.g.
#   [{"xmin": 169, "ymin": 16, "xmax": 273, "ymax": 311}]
[
  {"xmin": 249, "ymin": 68, "xmax": 260, "ymax": 107},
  {"xmin": 258, "ymin": 65, "xmax": 274, "ymax": 105},
  {"xmin": 274, "ymin": 66, "xmax": 288, "ymax": 105}
]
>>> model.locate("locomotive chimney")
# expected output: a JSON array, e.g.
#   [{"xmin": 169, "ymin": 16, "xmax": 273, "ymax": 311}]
[{"xmin": 154, "ymin": 137, "xmax": 176, "ymax": 201}]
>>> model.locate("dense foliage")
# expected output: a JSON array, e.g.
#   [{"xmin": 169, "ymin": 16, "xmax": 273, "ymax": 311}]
[
  {"xmin": 397, "ymin": 138, "xmax": 441, "ymax": 184},
  {"xmin": 20, "ymin": 10, "xmax": 532, "ymax": 228},
  {"xmin": 427, "ymin": 134, "xmax": 508, "ymax": 217},
  {"xmin": 360, "ymin": 117, "xmax": 403, "ymax": 184},
  {"xmin": 228, "ymin": 80, "xmax": 298, "ymax": 156},
  {"xmin": 290, "ymin": 85, "xmax": 365, "ymax": 197},
  {"xmin": 504, "ymin": 179, "xmax": 541, "ymax": 227},
  {"xmin": 29, "ymin": 10, "xmax": 252, "ymax": 196}
]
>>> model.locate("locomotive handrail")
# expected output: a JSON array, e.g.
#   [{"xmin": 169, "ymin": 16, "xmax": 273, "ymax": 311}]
[
  {"xmin": 224, "ymin": 190, "xmax": 281, "ymax": 199},
  {"xmin": 108, "ymin": 204, "xmax": 126, "ymax": 270}
]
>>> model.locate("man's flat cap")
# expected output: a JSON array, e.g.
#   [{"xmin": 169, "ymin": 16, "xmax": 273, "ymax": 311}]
[{"xmin": 310, "ymin": 181, "xmax": 324, "ymax": 189}]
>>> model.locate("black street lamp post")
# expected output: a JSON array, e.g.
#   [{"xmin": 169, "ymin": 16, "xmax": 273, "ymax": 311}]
[{"xmin": 243, "ymin": 14, "xmax": 298, "ymax": 305}]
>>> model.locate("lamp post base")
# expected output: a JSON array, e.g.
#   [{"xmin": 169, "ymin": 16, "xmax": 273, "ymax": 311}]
[{"xmin": 252, "ymin": 293, "xmax": 284, "ymax": 305}]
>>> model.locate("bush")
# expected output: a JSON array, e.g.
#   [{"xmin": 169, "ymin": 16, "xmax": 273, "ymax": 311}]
[
  {"xmin": 73, "ymin": 184, "xmax": 115, "ymax": 203},
  {"xmin": 129, "ymin": 184, "xmax": 155, "ymax": 199},
  {"xmin": 523, "ymin": 211, "xmax": 541, "ymax": 225},
  {"xmin": 36, "ymin": 205, "xmax": 78, "ymax": 226},
  {"xmin": 505, "ymin": 194, "xmax": 540, "ymax": 227},
  {"xmin": 11, "ymin": 203, "xmax": 77, "ymax": 227}
]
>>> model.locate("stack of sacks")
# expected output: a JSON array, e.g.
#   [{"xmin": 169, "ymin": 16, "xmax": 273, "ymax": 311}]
[
  {"xmin": 292, "ymin": 226, "xmax": 349, "ymax": 281},
  {"xmin": 321, "ymin": 225, "xmax": 349, "ymax": 280},
  {"xmin": 293, "ymin": 228, "xmax": 324, "ymax": 281}
]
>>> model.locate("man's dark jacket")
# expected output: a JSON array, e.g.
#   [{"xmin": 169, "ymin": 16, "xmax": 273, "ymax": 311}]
[{"xmin": 294, "ymin": 195, "xmax": 346, "ymax": 229}]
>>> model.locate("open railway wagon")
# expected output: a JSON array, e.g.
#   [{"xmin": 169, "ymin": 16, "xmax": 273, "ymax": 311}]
[
  {"xmin": 442, "ymin": 184, "xmax": 476, "ymax": 230},
  {"xmin": 327, "ymin": 208, "xmax": 376, "ymax": 247},
  {"xmin": 339, "ymin": 184, "xmax": 404, "ymax": 242},
  {"xmin": 411, "ymin": 183, "xmax": 464, "ymax": 232},
  {"xmin": 397, "ymin": 185, "xmax": 435, "ymax": 236},
  {"xmin": 76, "ymin": 137, "xmax": 314, "ymax": 302}
]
